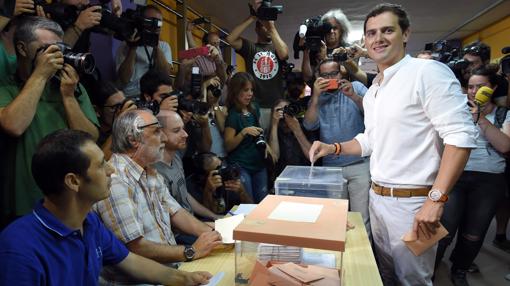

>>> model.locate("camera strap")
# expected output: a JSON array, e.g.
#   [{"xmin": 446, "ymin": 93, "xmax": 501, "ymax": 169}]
[{"xmin": 144, "ymin": 45, "xmax": 155, "ymax": 69}]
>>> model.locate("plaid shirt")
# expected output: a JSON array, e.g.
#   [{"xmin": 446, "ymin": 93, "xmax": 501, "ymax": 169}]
[{"xmin": 93, "ymin": 153, "xmax": 182, "ymax": 285}]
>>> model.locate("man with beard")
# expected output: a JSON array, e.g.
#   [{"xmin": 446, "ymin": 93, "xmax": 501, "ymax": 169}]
[{"xmin": 94, "ymin": 109, "xmax": 221, "ymax": 285}]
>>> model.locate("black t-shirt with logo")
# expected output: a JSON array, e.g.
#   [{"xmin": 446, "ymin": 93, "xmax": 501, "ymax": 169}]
[{"xmin": 238, "ymin": 39, "xmax": 284, "ymax": 108}]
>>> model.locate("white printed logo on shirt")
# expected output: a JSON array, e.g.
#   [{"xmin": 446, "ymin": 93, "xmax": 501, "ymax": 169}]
[{"xmin": 252, "ymin": 51, "xmax": 279, "ymax": 80}]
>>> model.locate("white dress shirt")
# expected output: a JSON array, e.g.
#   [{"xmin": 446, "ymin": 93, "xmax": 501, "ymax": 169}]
[{"xmin": 355, "ymin": 55, "xmax": 477, "ymax": 187}]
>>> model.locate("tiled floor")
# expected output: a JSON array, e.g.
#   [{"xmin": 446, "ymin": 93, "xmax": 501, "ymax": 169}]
[{"xmin": 434, "ymin": 219, "xmax": 510, "ymax": 286}]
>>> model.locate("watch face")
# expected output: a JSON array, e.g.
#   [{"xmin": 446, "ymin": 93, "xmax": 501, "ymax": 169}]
[
  {"xmin": 429, "ymin": 190, "xmax": 442, "ymax": 201},
  {"xmin": 184, "ymin": 246, "xmax": 195, "ymax": 260}
]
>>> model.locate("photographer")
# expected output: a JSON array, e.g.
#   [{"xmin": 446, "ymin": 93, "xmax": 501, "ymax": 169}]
[
  {"xmin": 201, "ymin": 75, "xmax": 227, "ymax": 158},
  {"xmin": 301, "ymin": 9, "xmax": 352, "ymax": 83},
  {"xmin": 139, "ymin": 68, "xmax": 178, "ymax": 112},
  {"xmin": 303, "ymin": 58, "xmax": 371, "ymax": 237},
  {"xmin": 268, "ymin": 99, "xmax": 315, "ymax": 178},
  {"xmin": 0, "ymin": 16, "xmax": 98, "ymax": 223},
  {"xmin": 435, "ymin": 66, "xmax": 510, "ymax": 285},
  {"xmin": 116, "ymin": 5, "xmax": 173, "ymax": 98},
  {"xmin": 88, "ymin": 80, "xmax": 136, "ymax": 159},
  {"xmin": 188, "ymin": 152, "xmax": 253, "ymax": 215},
  {"xmin": 225, "ymin": 0, "xmax": 288, "ymax": 131}
]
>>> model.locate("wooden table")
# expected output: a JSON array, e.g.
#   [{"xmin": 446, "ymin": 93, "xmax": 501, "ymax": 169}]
[{"xmin": 180, "ymin": 212, "xmax": 382, "ymax": 285}]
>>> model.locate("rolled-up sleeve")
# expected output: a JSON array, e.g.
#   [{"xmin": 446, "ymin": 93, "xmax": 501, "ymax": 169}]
[
  {"xmin": 419, "ymin": 61, "xmax": 477, "ymax": 148},
  {"xmin": 355, "ymin": 132, "xmax": 372, "ymax": 157}
]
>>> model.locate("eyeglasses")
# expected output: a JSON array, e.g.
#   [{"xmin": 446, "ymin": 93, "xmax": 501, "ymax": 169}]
[
  {"xmin": 137, "ymin": 121, "xmax": 162, "ymax": 130},
  {"xmin": 319, "ymin": 70, "xmax": 340, "ymax": 78}
]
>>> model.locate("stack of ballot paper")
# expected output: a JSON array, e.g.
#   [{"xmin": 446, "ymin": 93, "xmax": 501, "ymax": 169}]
[
  {"xmin": 249, "ymin": 260, "xmax": 341, "ymax": 286},
  {"xmin": 257, "ymin": 243, "xmax": 303, "ymax": 264}
]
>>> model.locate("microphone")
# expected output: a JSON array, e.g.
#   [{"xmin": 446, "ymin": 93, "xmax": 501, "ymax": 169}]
[
  {"xmin": 474, "ymin": 86, "xmax": 493, "ymax": 106},
  {"xmin": 299, "ymin": 24, "xmax": 307, "ymax": 38}
]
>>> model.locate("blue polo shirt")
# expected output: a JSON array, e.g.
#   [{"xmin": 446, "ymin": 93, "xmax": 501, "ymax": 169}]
[{"xmin": 0, "ymin": 201, "xmax": 129, "ymax": 286}]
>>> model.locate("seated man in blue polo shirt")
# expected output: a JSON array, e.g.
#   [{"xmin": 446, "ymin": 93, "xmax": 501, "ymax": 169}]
[{"xmin": 0, "ymin": 129, "xmax": 211, "ymax": 286}]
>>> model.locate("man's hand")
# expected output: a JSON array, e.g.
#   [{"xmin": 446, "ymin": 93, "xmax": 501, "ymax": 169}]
[
  {"xmin": 202, "ymin": 76, "xmax": 221, "ymax": 91},
  {"xmin": 14, "ymin": 0, "xmax": 35, "ymax": 16},
  {"xmin": 192, "ymin": 230, "xmax": 222, "ymax": 259},
  {"xmin": 241, "ymin": 126, "xmax": 263, "ymax": 137},
  {"xmin": 59, "ymin": 64, "xmax": 80, "ymax": 98},
  {"xmin": 75, "ymin": 5, "xmax": 102, "ymax": 31},
  {"xmin": 224, "ymin": 179, "xmax": 242, "ymax": 194},
  {"xmin": 413, "ymin": 199, "xmax": 444, "ymax": 240},
  {"xmin": 339, "ymin": 79, "xmax": 356, "ymax": 98},
  {"xmin": 309, "ymin": 140, "xmax": 335, "ymax": 163},
  {"xmin": 284, "ymin": 114, "xmax": 301, "ymax": 132},
  {"xmin": 313, "ymin": 77, "xmax": 330, "ymax": 97},
  {"xmin": 205, "ymin": 170, "xmax": 223, "ymax": 193},
  {"xmin": 160, "ymin": 95, "xmax": 178, "ymax": 112},
  {"xmin": 33, "ymin": 45, "xmax": 64, "ymax": 80},
  {"xmin": 193, "ymin": 114, "xmax": 209, "ymax": 127},
  {"xmin": 183, "ymin": 271, "xmax": 212, "ymax": 286},
  {"xmin": 249, "ymin": 0, "xmax": 262, "ymax": 13}
]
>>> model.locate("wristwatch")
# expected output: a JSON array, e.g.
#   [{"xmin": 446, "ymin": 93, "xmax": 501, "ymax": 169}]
[
  {"xmin": 183, "ymin": 245, "xmax": 196, "ymax": 261},
  {"xmin": 428, "ymin": 189, "xmax": 448, "ymax": 203}
]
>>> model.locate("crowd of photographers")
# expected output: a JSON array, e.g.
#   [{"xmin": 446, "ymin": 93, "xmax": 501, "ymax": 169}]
[{"xmin": 0, "ymin": 0, "xmax": 509, "ymax": 285}]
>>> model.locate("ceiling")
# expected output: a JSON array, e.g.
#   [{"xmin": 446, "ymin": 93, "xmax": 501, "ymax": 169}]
[{"xmin": 186, "ymin": 0, "xmax": 510, "ymax": 66}]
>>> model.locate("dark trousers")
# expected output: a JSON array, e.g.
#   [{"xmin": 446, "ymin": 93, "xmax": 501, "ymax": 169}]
[{"xmin": 435, "ymin": 171, "xmax": 507, "ymax": 270}]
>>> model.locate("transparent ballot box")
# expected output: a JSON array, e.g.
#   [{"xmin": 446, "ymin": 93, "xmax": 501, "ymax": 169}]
[
  {"xmin": 233, "ymin": 195, "xmax": 348, "ymax": 285},
  {"xmin": 275, "ymin": 165, "xmax": 345, "ymax": 199}
]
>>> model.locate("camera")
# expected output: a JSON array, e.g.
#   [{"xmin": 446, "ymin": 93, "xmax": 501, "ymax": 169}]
[
  {"xmin": 30, "ymin": 0, "xmax": 78, "ymax": 27},
  {"xmin": 38, "ymin": 42, "xmax": 95, "ymax": 75},
  {"xmin": 171, "ymin": 90, "xmax": 209, "ymax": 115},
  {"xmin": 207, "ymin": 85, "xmax": 222, "ymax": 98},
  {"xmin": 501, "ymin": 46, "xmax": 510, "ymax": 75},
  {"xmin": 283, "ymin": 97, "xmax": 310, "ymax": 117},
  {"xmin": 192, "ymin": 17, "xmax": 210, "ymax": 25},
  {"xmin": 332, "ymin": 52, "xmax": 348, "ymax": 62},
  {"xmin": 292, "ymin": 16, "xmax": 332, "ymax": 59},
  {"xmin": 132, "ymin": 97, "xmax": 160, "ymax": 115},
  {"xmin": 425, "ymin": 40, "xmax": 466, "ymax": 81},
  {"xmin": 254, "ymin": 133, "xmax": 267, "ymax": 150},
  {"xmin": 254, "ymin": 0, "xmax": 283, "ymax": 21},
  {"xmin": 190, "ymin": 66, "xmax": 202, "ymax": 99},
  {"xmin": 216, "ymin": 162, "xmax": 241, "ymax": 181},
  {"xmin": 104, "ymin": 7, "xmax": 161, "ymax": 47}
]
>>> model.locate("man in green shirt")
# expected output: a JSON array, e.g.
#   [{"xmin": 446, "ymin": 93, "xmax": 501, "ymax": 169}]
[{"xmin": 0, "ymin": 16, "xmax": 99, "ymax": 226}]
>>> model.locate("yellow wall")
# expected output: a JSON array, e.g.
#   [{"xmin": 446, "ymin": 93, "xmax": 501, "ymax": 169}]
[{"xmin": 462, "ymin": 16, "xmax": 510, "ymax": 61}]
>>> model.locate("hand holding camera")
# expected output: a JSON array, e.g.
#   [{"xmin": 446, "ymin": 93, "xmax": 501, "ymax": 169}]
[
  {"xmin": 159, "ymin": 94, "xmax": 179, "ymax": 112},
  {"xmin": 206, "ymin": 170, "xmax": 223, "ymax": 193},
  {"xmin": 241, "ymin": 126, "xmax": 263, "ymax": 137},
  {"xmin": 224, "ymin": 179, "xmax": 242, "ymax": 193},
  {"xmin": 59, "ymin": 64, "xmax": 80, "ymax": 98},
  {"xmin": 14, "ymin": 0, "xmax": 35, "ymax": 16},
  {"xmin": 75, "ymin": 5, "xmax": 102, "ymax": 31},
  {"xmin": 34, "ymin": 44, "xmax": 64, "ymax": 80},
  {"xmin": 283, "ymin": 114, "xmax": 301, "ymax": 131}
]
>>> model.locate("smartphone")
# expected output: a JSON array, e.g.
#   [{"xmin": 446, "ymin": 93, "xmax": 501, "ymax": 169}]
[
  {"xmin": 178, "ymin": 46, "xmax": 209, "ymax": 60},
  {"xmin": 327, "ymin": 79, "xmax": 339, "ymax": 90}
]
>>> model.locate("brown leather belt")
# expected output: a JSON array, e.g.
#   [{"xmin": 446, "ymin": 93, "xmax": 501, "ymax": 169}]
[{"xmin": 371, "ymin": 182, "xmax": 430, "ymax": 197}]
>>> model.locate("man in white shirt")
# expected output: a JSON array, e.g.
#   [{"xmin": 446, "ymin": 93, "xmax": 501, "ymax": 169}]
[{"xmin": 309, "ymin": 3, "xmax": 477, "ymax": 285}]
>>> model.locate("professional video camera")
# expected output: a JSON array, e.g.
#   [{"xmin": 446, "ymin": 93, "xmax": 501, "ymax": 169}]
[
  {"xmin": 427, "ymin": 40, "xmax": 470, "ymax": 71},
  {"xmin": 501, "ymin": 46, "xmax": 510, "ymax": 75},
  {"xmin": 250, "ymin": 0, "xmax": 283, "ymax": 21},
  {"xmin": 292, "ymin": 16, "xmax": 332, "ymax": 59},
  {"xmin": 37, "ymin": 42, "xmax": 95, "ymax": 74},
  {"xmin": 30, "ymin": 0, "xmax": 79, "ymax": 27},
  {"xmin": 96, "ymin": 6, "xmax": 161, "ymax": 47}
]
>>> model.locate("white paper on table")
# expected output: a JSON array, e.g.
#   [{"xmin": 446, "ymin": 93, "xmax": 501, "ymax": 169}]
[
  {"xmin": 268, "ymin": 201, "xmax": 323, "ymax": 223},
  {"xmin": 302, "ymin": 252, "xmax": 336, "ymax": 268},
  {"xmin": 214, "ymin": 214, "xmax": 245, "ymax": 243},
  {"xmin": 204, "ymin": 271, "xmax": 225, "ymax": 286},
  {"xmin": 231, "ymin": 204, "xmax": 257, "ymax": 216}
]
